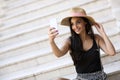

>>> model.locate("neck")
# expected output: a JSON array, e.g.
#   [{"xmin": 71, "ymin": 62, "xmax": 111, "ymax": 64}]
[{"xmin": 79, "ymin": 31, "xmax": 89, "ymax": 42}]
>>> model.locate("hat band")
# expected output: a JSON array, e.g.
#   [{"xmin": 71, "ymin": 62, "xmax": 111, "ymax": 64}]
[{"xmin": 70, "ymin": 12, "xmax": 86, "ymax": 17}]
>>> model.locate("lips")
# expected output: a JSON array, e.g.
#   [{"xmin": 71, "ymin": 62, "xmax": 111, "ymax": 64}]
[{"xmin": 75, "ymin": 28, "xmax": 81, "ymax": 33}]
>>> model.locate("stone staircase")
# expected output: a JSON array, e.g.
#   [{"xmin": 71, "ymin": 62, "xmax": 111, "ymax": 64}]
[{"xmin": 0, "ymin": 0, "xmax": 120, "ymax": 80}]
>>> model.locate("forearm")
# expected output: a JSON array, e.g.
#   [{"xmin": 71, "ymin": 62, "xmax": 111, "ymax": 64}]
[
  {"xmin": 50, "ymin": 41, "xmax": 63, "ymax": 57},
  {"xmin": 102, "ymin": 33, "xmax": 116, "ymax": 55}
]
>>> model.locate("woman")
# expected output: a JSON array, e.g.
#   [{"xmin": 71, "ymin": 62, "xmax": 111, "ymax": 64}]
[{"xmin": 48, "ymin": 7, "xmax": 116, "ymax": 80}]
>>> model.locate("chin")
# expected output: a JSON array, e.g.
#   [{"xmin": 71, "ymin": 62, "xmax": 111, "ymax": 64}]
[{"xmin": 75, "ymin": 32, "xmax": 81, "ymax": 34}]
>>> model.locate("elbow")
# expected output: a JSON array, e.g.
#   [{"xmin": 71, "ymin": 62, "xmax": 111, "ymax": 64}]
[
  {"xmin": 107, "ymin": 48, "xmax": 116, "ymax": 56},
  {"xmin": 53, "ymin": 51, "xmax": 65, "ymax": 58},
  {"xmin": 109, "ymin": 54, "xmax": 115, "ymax": 56},
  {"xmin": 55, "ymin": 54, "xmax": 63, "ymax": 58},
  {"xmin": 56, "ymin": 55, "xmax": 61, "ymax": 58},
  {"xmin": 109, "ymin": 52, "xmax": 116, "ymax": 56}
]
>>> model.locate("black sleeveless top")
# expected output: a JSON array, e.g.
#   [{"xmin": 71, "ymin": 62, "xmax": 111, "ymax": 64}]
[{"xmin": 71, "ymin": 38, "xmax": 103, "ymax": 73}]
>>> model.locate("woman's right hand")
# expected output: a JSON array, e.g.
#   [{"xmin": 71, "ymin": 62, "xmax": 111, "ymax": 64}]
[{"xmin": 48, "ymin": 27, "xmax": 59, "ymax": 42}]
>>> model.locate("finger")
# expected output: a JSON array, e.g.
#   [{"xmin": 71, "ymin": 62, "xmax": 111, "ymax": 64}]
[
  {"xmin": 51, "ymin": 29, "xmax": 58, "ymax": 34},
  {"xmin": 49, "ymin": 27, "xmax": 55, "ymax": 31},
  {"xmin": 51, "ymin": 29, "xmax": 59, "ymax": 34},
  {"xmin": 49, "ymin": 28, "xmax": 56, "ymax": 34},
  {"xmin": 94, "ymin": 23, "xmax": 100, "ymax": 28},
  {"xmin": 53, "ymin": 31, "xmax": 59, "ymax": 36},
  {"xmin": 95, "ymin": 23, "xmax": 100, "ymax": 27},
  {"xmin": 49, "ymin": 32, "xmax": 59, "ymax": 38}
]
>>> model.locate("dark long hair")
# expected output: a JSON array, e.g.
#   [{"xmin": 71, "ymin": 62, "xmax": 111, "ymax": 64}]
[{"xmin": 69, "ymin": 17, "xmax": 95, "ymax": 65}]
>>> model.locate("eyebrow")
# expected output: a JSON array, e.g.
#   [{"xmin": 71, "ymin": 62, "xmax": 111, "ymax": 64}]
[{"xmin": 71, "ymin": 19, "xmax": 82, "ymax": 24}]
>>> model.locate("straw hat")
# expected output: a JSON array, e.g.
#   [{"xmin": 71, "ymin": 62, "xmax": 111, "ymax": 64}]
[{"xmin": 61, "ymin": 7, "xmax": 96, "ymax": 26}]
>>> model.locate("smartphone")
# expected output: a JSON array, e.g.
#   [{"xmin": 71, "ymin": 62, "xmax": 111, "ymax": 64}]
[{"xmin": 49, "ymin": 18, "xmax": 58, "ymax": 30}]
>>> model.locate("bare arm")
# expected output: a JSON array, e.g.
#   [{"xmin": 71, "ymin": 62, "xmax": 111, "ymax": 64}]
[
  {"xmin": 48, "ymin": 27, "xmax": 70, "ymax": 57},
  {"xmin": 94, "ymin": 23, "xmax": 116, "ymax": 56}
]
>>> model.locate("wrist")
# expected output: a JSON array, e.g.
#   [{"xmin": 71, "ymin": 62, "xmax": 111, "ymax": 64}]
[
  {"xmin": 49, "ymin": 39, "xmax": 55, "ymax": 44},
  {"xmin": 100, "ymin": 31, "xmax": 106, "ymax": 36},
  {"xmin": 101, "ymin": 33, "xmax": 108, "ymax": 40}
]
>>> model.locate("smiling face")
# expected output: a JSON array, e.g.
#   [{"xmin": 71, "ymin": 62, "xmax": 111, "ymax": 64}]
[{"xmin": 70, "ymin": 17, "xmax": 87, "ymax": 34}]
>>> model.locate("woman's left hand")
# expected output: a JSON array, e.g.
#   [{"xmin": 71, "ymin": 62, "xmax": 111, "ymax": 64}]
[{"xmin": 94, "ymin": 22, "xmax": 106, "ymax": 36}]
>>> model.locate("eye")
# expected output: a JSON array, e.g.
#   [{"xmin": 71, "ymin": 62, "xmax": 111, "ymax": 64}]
[{"xmin": 76, "ymin": 20, "xmax": 81, "ymax": 24}]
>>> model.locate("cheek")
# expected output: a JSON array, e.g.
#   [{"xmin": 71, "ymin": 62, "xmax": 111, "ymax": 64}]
[
  {"xmin": 77, "ymin": 24, "xmax": 84, "ymax": 29},
  {"xmin": 71, "ymin": 26, "xmax": 76, "ymax": 30},
  {"xmin": 81, "ymin": 23, "xmax": 86, "ymax": 29}
]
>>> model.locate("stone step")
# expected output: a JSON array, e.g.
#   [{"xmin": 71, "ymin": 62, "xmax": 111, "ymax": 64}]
[
  {"xmin": 0, "ymin": 28, "xmax": 69, "ymax": 55},
  {"xmin": 0, "ymin": 19, "xmax": 117, "ymax": 52},
  {"xmin": 0, "ymin": 6, "xmax": 116, "ymax": 42},
  {"xmin": 0, "ymin": 53, "xmax": 120, "ymax": 80},
  {"xmin": 0, "ymin": 37, "xmax": 119, "ymax": 76},
  {"xmin": 0, "ymin": 28, "xmax": 119, "ymax": 60},
  {"xmin": 0, "ymin": 56, "xmax": 73, "ymax": 80},
  {"xmin": 0, "ymin": 0, "xmax": 119, "ymax": 80},
  {"xmin": 0, "ymin": 0, "xmax": 108, "ymax": 31},
  {"xmin": 0, "ymin": 40, "xmax": 120, "ymax": 77},
  {"xmin": 0, "ymin": 49, "xmax": 106, "ymax": 75},
  {"xmin": 0, "ymin": 1, "xmax": 115, "ymax": 45},
  {"xmin": 63, "ymin": 62, "xmax": 120, "ymax": 80},
  {"xmin": 0, "ymin": 29, "xmax": 120, "ymax": 59},
  {"xmin": 0, "ymin": 33, "xmax": 70, "ymax": 66},
  {"xmin": 0, "ymin": 24, "xmax": 117, "ymax": 53},
  {"xmin": 0, "ymin": 48, "xmax": 68, "ymax": 76},
  {"xmin": 0, "ymin": 35, "xmax": 71, "ymax": 75},
  {"xmin": 0, "ymin": 20, "xmax": 118, "ymax": 53},
  {"xmin": 5, "ymin": 0, "xmax": 36, "ymax": 10},
  {"xmin": 0, "ymin": 47, "xmax": 51, "ymax": 68},
  {"xmin": 0, "ymin": 11, "xmax": 70, "ymax": 41},
  {"xmin": 5, "ymin": 0, "xmax": 64, "ymax": 19},
  {"xmin": 109, "ymin": 34, "xmax": 120, "ymax": 52},
  {"xmin": 0, "ymin": 13, "xmax": 117, "ymax": 41}
]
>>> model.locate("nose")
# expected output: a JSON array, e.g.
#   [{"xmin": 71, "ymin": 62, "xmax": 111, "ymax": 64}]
[{"xmin": 72, "ymin": 23, "xmax": 78, "ymax": 29}]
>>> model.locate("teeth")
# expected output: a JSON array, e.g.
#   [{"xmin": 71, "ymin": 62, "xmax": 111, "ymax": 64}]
[{"xmin": 76, "ymin": 28, "xmax": 80, "ymax": 32}]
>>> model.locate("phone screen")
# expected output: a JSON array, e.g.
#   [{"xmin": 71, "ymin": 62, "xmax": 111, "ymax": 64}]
[{"xmin": 49, "ymin": 18, "xmax": 58, "ymax": 30}]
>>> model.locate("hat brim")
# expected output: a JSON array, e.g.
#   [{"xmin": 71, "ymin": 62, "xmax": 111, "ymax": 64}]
[{"xmin": 61, "ymin": 16, "xmax": 96, "ymax": 26}]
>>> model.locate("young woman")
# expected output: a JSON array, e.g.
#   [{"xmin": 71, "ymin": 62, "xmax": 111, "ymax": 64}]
[{"xmin": 48, "ymin": 7, "xmax": 116, "ymax": 80}]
